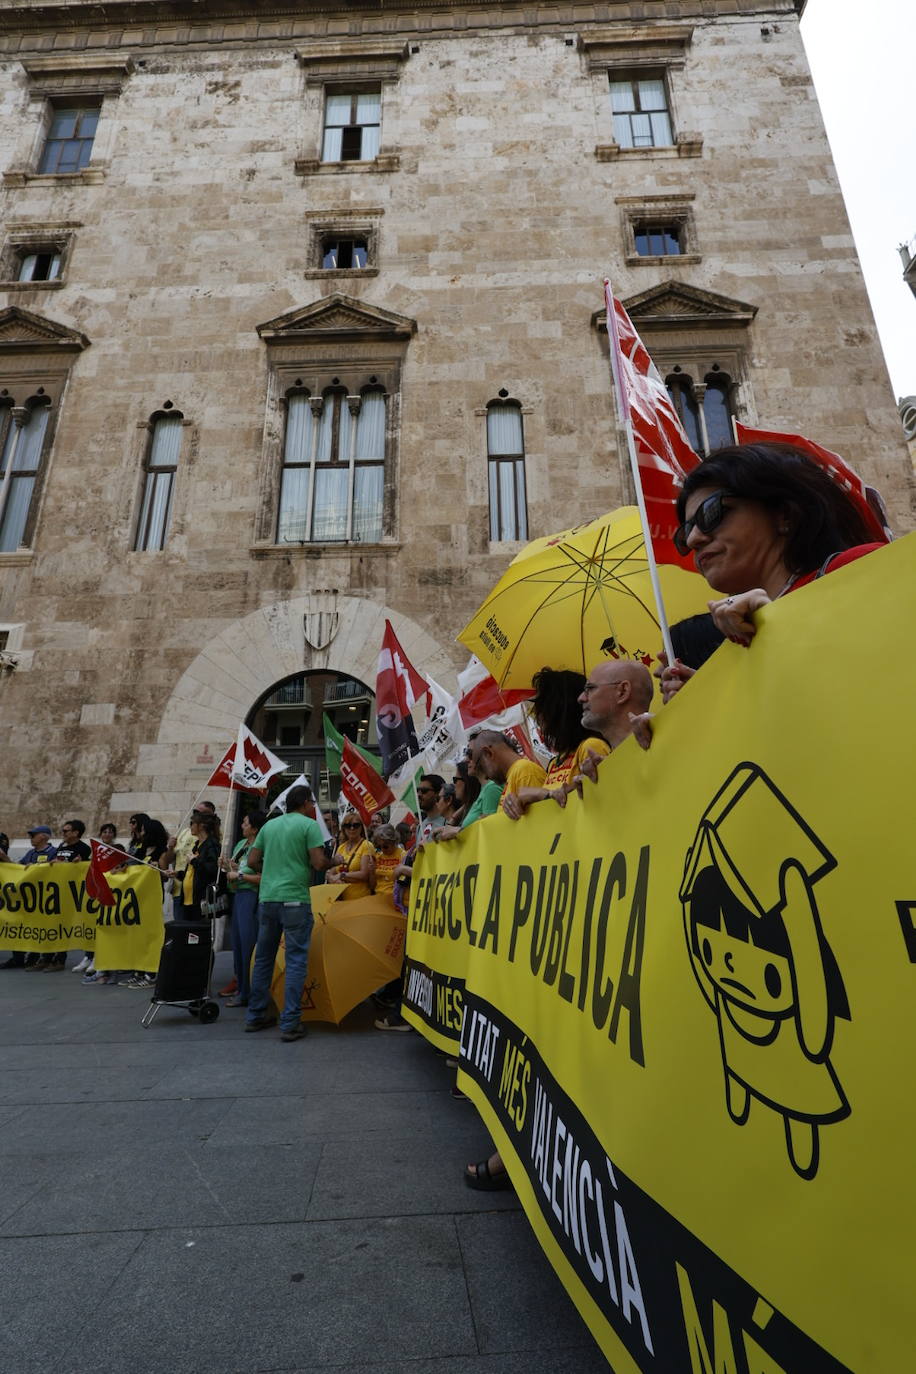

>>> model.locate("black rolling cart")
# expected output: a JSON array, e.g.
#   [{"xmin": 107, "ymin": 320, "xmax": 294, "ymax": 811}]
[{"xmin": 141, "ymin": 920, "xmax": 220, "ymax": 1028}]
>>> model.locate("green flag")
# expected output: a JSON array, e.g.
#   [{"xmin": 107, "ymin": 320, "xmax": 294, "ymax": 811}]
[{"xmin": 323, "ymin": 713, "xmax": 382, "ymax": 777}]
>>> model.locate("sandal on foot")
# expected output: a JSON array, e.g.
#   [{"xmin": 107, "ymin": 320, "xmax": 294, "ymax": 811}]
[{"xmin": 465, "ymin": 1159, "xmax": 512, "ymax": 1192}]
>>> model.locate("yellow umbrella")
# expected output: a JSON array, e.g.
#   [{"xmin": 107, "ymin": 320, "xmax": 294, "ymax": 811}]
[
  {"xmin": 458, "ymin": 505, "xmax": 709, "ymax": 689},
  {"xmin": 269, "ymin": 891, "xmax": 406, "ymax": 1026}
]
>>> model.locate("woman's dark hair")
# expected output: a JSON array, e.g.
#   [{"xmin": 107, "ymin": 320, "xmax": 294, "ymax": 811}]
[
  {"xmin": 530, "ymin": 667, "xmax": 592, "ymax": 756},
  {"xmin": 197, "ymin": 815, "xmax": 221, "ymax": 840},
  {"xmin": 671, "ymin": 614, "xmax": 726, "ymax": 672},
  {"xmin": 677, "ymin": 443, "xmax": 877, "ymax": 575},
  {"xmin": 454, "ymin": 757, "xmax": 481, "ymax": 813},
  {"xmin": 242, "ymin": 810, "xmax": 266, "ymax": 831},
  {"xmin": 142, "ymin": 818, "xmax": 169, "ymax": 860}
]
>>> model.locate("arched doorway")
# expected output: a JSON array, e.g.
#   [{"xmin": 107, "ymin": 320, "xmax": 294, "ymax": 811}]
[{"xmin": 248, "ymin": 668, "xmax": 378, "ymax": 810}]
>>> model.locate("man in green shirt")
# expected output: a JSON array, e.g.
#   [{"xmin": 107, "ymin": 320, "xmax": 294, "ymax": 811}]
[{"xmin": 244, "ymin": 786, "xmax": 329, "ymax": 1042}]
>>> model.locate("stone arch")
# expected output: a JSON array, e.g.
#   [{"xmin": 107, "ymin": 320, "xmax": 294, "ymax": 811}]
[{"xmin": 117, "ymin": 595, "xmax": 459, "ymax": 822}]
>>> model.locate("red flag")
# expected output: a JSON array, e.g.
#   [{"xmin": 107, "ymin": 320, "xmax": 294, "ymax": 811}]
[
  {"xmin": 456, "ymin": 655, "xmax": 533, "ymax": 729},
  {"xmin": 341, "ymin": 736, "xmax": 396, "ymax": 826},
  {"xmin": 735, "ymin": 422, "xmax": 892, "ymax": 544},
  {"xmin": 206, "ymin": 728, "xmax": 286, "ymax": 794},
  {"xmin": 86, "ymin": 838, "xmax": 125, "ymax": 907},
  {"xmin": 605, "ymin": 283, "xmax": 700, "ymax": 567},
  {"xmin": 375, "ymin": 620, "xmax": 429, "ymax": 777}
]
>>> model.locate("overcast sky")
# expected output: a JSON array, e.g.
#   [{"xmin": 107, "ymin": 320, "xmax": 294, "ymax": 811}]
[{"xmin": 800, "ymin": 0, "xmax": 916, "ymax": 402}]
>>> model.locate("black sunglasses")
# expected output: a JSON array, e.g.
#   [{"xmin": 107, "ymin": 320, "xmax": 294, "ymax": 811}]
[{"xmin": 673, "ymin": 491, "xmax": 735, "ymax": 557}]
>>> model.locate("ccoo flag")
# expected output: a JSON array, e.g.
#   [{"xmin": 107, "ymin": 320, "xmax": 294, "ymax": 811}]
[
  {"xmin": 340, "ymin": 736, "xmax": 396, "ymax": 826},
  {"xmin": 86, "ymin": 838, "xmax": 126, "ymax": 907},
  {"xmin": 375, "ymin": 620, "xmax": 428, "ymax": 779}
]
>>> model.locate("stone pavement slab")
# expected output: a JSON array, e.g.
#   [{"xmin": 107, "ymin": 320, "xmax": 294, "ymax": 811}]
[{"xmin": 0, "ymin": 950, "xmax": 610, "ymax": 1372}]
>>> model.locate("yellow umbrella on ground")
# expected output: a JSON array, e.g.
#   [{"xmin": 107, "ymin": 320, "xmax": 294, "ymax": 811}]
[
  {"xmin": 269, "ymin": 890, "xmax": 406, "ymax": 1026},
  {"xmin": 458, "ymin": 505, "xmax": 709, "ymax": 689}
]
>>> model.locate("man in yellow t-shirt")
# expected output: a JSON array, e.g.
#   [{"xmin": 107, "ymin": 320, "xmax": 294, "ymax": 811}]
[{"xmin": 467, "ymin": 730, "xmax": 546, "ymax": 806}]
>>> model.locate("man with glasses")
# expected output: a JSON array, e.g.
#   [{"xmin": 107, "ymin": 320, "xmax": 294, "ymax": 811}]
[
  {"xmin": 45, "ymin": 820, "xmax": 91, "ymax": 970},
  {"xmin": 244, "ymin": 785, "xmax": 329, "ymax": 1043},
  {"xmin": 415, "ymin": 774, "xmax": 446, "ymax": 846}
]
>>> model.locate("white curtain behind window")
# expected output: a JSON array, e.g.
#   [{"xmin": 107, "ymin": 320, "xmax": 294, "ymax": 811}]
[
  {"xmin": 487, "ymin": 404, "xmax": 523, "ymax": 456},
  {"xmin": 0, "ymin": 405, "xmax": 49, "ymax": 552}
]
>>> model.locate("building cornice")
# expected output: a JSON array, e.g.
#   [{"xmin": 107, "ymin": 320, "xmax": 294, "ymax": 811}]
[{"xmin": 0, "ymin": 0, "xmax": 807, "ymax": 42}]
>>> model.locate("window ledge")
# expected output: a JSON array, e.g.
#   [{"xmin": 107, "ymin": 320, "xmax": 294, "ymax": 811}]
[
  {"xmin": 0, "ymin": 550, "xmax": 35, "ymax": 566},
  {"xmin": 294, "ymin": 153, "xmax": 400, "ymax": 176},
  {"xmin": 0, "ymin": 278, "xmax": 66, "ymax": 290},
  {"xmin": 303, "ymin": 267, "xmax": 380, "ymax": 281},
  {"xmin": 250, "ymin": 541, "xmax": 401, "ymax": 559},
  {"xmin": 625, "ymin": 253, "xmax": 701, "ymax": 267},
  {"xmin": 2, "ymin": 168, "xmax": 107, "ymax": 187},
  {"xmin": 595, "ymin": 135, "xmax": 703, "ymax": 162}
]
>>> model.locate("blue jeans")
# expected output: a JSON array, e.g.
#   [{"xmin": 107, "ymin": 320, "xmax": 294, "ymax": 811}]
[
  {"xmin": 246, "ymin": 902, "xmax": 314, "ymax": 1032},
  {"xmin": 231, "ymin": 888, "xmax": 259, "ymax": 1004}
]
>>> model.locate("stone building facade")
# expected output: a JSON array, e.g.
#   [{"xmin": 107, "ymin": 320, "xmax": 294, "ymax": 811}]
[{"xmin": 0, "ymin": 0, "xmax": 911, "ymax": 835}]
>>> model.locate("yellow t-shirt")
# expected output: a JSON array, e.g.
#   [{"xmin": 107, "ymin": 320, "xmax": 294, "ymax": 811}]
[
  {"xmin": 503, "ymin": 757, "xmax": 547, "ymax": 797},
  {"xmin": 545, "ymin": 737, "xmax": 611, "ymax": 788},
  {"xmin": 373, "ymin": 845, "xmax": 405, "ymax": 896},
  {"xmin": 335, "ymin": 837, "xmax": 374, "ymax": 901}
]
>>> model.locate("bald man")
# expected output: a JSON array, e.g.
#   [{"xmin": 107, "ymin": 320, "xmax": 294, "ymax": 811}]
[{"xmin": 579, "ymin": 659, "xmax": 654, "ymax": 749}]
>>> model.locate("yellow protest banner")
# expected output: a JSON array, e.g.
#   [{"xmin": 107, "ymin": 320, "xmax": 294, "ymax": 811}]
[
  {"xmin": 0, "ymin": 862, "xmax": 165, "ymax": 972},
  {"xmin": 404, "ymin": 534, "xmax": 916, "ymax": 1374}
]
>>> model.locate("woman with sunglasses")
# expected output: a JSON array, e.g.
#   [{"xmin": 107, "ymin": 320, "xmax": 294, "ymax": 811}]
[
  {"xmin": 659, "ymin": 443, "xmax": 886, "ymax": 700},
  {"xmin": 327, "ymin": 813, "xmax": 376, "ymax": 900}
]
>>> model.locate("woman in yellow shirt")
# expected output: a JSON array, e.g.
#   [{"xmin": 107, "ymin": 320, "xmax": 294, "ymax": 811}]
[
  {"xmin": 371, "ymin": 824, "xmax": 406, "ymax": 903},
  {"xmin": 327, "ymin": 813, "xmax": 376, "ymax": 900},
  {"xmin": 502, "ymin": 666, "xmax": 609, "ymax": 819}
]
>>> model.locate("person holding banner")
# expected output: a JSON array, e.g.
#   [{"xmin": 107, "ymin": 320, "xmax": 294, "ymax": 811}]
[
  {"xmin": 502, "ymin": 668, "xmax": 609, "ymax": 821},
  {"xmin": 661, "ymin": 443, "xmax": 886, "ymax": 699}
]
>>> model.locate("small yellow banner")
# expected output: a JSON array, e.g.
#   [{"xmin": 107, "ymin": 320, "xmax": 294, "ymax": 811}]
[
  {"xmin": 0, "ymin": 862, "xmax": 166, "ymax": 972},
  {"xmin": 405, "ymin": 534, "xmax": 916, "ymax": 1374}
]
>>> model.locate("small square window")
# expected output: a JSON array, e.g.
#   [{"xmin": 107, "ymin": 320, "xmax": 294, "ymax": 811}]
[
  {"xmin": 38, "ymin": 103, "xmax": 100, "ymax": 175},
  {"xmin": 322, "ymin": 237, "xmax": 369, "ymax": 270},
  {"xmin": 634, "ymin": 222, "xmax": 682, "ymax": 257},
  {"xmin": 321, "ymin": 90, "xmax": 381, "ymax": 163},
  {"xmin": 17, "ymin": 249, "xmax": 62, "ymax": 282}
]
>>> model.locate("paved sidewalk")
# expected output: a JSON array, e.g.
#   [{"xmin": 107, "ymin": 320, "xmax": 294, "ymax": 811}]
[{"xmin": 0, "ymin": 949, "xmax": 609, "ymax": 1374}]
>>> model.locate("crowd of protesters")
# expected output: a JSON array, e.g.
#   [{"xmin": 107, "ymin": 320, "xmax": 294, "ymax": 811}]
[{"xmin": 1, "ymin": 441, "xmax": 893, "ymax": 1204}]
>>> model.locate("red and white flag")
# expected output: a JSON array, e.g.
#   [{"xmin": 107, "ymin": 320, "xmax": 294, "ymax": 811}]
[
  {"xmin": 341, "ymin": 736, "xmax": 396, "ymax": 826},
  {"xmin": 86, "ymin": 838, "xmax": 126, "ymax": 908},
  {"xmin": 456, "ymin": 655, "xmax": 534, "ymax": 730},
  {"xmin": 376, "ymin": 620, "xmax": 429, "ymax": 778},
  {"xmin": 605, "ymin": 283, "xmax": 700, "ymax": 567},
  {"xmin": 206, "ymin": 726, "xmax": 286, "ymax": 794},
  {"xmin": 735, "ymin": 422, "xmax": 892, "ymax": 544}
]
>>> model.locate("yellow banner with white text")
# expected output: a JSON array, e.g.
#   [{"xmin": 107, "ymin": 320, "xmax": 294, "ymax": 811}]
[
  {"xmin": 0, "ymin": 862, "xmax": 166, "ymax": 972},
  {"xmin": 404, "ymin": 534, "xmax": 916, "ymax": 1374}
]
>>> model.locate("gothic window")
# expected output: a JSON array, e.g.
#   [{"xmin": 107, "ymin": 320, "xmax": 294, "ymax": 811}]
[
  {"xmin": 0, "ymin": 397, "xmax": 52, "ymax": 551},
  {"xmin": 278, "ymin": 386, "xmax": 386, "ymax": 544},
  {"xmin": 487, "ymin": 400, "xmax": 528, "ymax": 542},
  {"xmin": 322, "ymin": 91, "xmax": 381, "ymax": 163},
  {"xmin": 134, "ymin": 409, "xmax": 184, "ymax": 551},
  {"xmin": 666, "ymin": 368, "xmax": 736, "ymax": 457},
  {"xmin": 609, "ymin": 73, "xmax": 673, "ymax": 150}
]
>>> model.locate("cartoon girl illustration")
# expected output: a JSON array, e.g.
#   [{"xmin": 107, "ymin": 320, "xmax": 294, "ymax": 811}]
[{"xmin": 680, "ymin": 764, "xmax": 850, "ymax": 1180}]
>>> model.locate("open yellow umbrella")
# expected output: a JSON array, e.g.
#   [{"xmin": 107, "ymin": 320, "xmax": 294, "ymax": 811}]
[
  {"xmin": 269, "ymin": 890, "xmax": 406, "ymax": 1025},
  {"xmin": 458, "ymin": 505, "xmax": 709, "ymax": 689}
]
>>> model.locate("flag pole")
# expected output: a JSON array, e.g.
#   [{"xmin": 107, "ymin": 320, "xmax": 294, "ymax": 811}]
[{"xmin": 604, "ymin": 279, "xmax": 676, "ymax": 666}]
